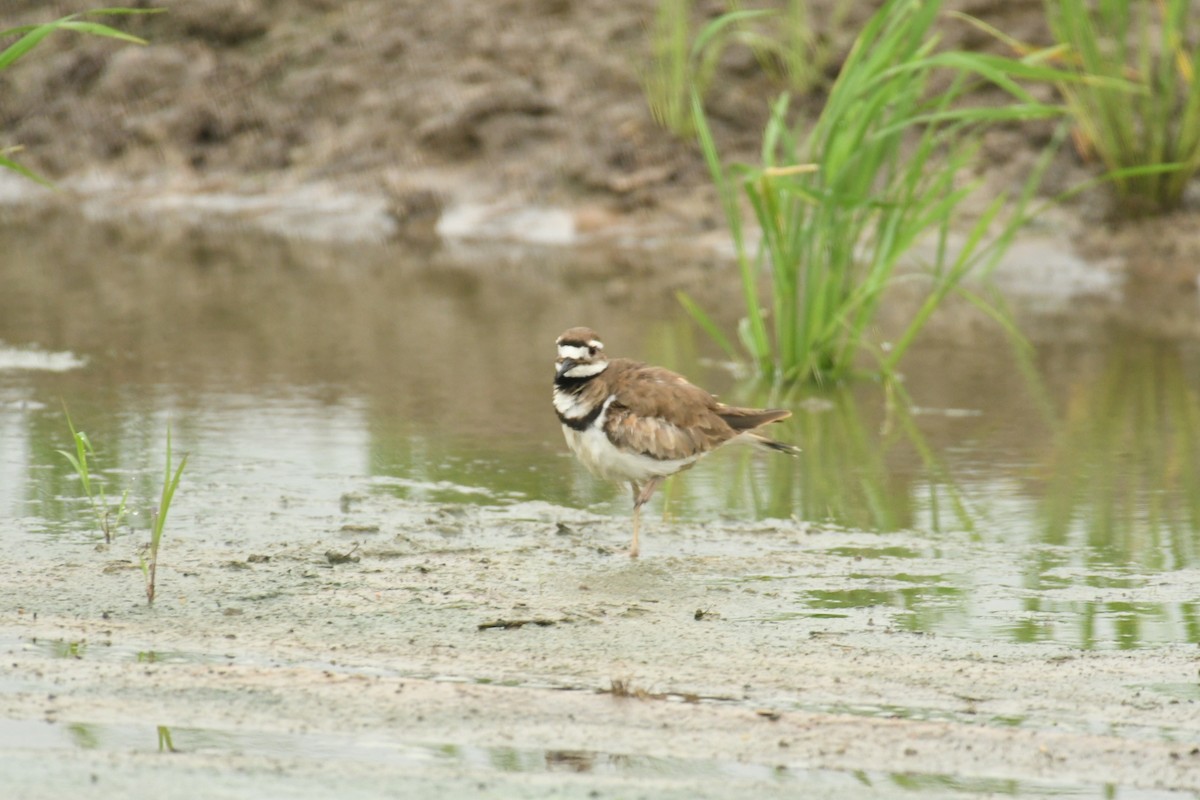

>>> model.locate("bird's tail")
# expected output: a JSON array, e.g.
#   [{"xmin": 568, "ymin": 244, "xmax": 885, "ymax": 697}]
[
  {"xmin": 717, "ymin": 406, "xmax": 791, "ymax": 430},
  {"xmin": 719, "ymin": 406, "xmax": 801, "ymax": 455},
  {"xmin": 747, "ymin": 432, "xmax": 802, "ymax": 456}
]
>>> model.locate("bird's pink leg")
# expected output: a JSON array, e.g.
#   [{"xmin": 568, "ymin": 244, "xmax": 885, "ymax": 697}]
[{"xmin": 628, "ymin": 477, "xmax": 663, "ymax": 558}]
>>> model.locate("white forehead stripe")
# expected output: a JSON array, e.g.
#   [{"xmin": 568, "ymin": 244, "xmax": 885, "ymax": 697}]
[{"xmin": 557, "ymin": 344, "xmax": 591, "ymax": 360}]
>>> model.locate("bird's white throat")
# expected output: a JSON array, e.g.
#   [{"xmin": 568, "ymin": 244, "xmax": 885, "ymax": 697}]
[{"xmin": 559, "ymin": 360, "xmax": 607, "ymax": 379}]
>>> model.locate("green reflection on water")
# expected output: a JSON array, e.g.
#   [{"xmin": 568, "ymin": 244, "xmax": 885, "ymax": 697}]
[
  {"xmin": 825, "ymin": 546, "xmax": 925, "ymax": 559},
  {"xmin": 1036, "ymin": 336, "xmax": 1200, "ymax": 571},
  {"xmin": 795, "ymin": 572, "xmax": 1200, "ymax": 649},
  {"xmin": 1003, "ymin": 599, "xmax": 1200, "ymax": 651},
  {"xmin": 802, "ymin": 581, "xmax": 965, "ymax": 635},
  {"xmin": 766, "ymin": 386, "xmax": 917, "ymax": 530}
]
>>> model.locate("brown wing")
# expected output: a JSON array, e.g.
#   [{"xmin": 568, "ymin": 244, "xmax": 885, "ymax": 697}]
[{"xmin": 602, "ymin": 360, "xmax": 739, "ymax": 461}]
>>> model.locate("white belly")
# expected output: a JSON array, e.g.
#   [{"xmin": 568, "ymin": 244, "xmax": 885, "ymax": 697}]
[{"xmin": 560, "ymin": 398, "xmax": 700, "ymax": 484}]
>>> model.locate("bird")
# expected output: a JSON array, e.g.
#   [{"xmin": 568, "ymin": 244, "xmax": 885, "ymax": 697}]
[{"xmin": 552, "ymin": 326, "xmax": 800, "ymax": 557}]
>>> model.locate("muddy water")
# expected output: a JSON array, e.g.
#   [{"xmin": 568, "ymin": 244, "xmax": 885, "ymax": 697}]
[{"xmin": 2, "ymin": 209, "xmax": 1200, "ymax": 797}]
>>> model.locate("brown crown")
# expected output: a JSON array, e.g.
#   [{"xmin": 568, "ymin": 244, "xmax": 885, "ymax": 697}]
[{"xmin": 555, "ymin": 327, "xmax": 603, "ymax": 348}]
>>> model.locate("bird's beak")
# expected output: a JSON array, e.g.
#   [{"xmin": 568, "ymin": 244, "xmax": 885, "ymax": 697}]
[{"xmin": 556, "ymin": 358, "xmax": 576, "ymax": 378}]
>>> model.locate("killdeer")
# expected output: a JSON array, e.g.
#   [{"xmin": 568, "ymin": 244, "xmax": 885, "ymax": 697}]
[{"xmin": 553, "ymin": 326, "xmax": 800, "ymax": 557}]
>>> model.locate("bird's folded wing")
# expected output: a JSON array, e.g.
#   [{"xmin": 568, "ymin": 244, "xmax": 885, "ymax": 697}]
[
  {"xmin": 604, "ymin": 404, "xmax": 729, "ymax": 460},
  {"xmin": 604, "ymin": 364, "xmax": 734, "ymax": 460}
]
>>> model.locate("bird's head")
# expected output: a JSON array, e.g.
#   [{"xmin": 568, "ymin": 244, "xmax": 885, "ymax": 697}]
[{"xmin": 555, "ymin": 327, "xmax": 608, "ymax": 380}]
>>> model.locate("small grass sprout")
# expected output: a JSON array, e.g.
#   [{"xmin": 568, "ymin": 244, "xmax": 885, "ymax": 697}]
[
  {"xmin": 156, "ymin": 725, "xmax": 178, "ymax": 753},
  {"xmin": 141, "ymin": 423, "xmax": 188, "ymax": 605},
  {"xmin": 56, "ymin": 404, "xmax": 128, "ymax": 542}
]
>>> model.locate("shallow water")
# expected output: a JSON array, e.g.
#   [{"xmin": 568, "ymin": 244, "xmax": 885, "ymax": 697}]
[
  {"xmin": 0, "ymin": 716, "xmax": 1183, "ymax": 800},
  {"xmin": 1, "ymin": 210, "xmax": 1199, "ymax": 653}
]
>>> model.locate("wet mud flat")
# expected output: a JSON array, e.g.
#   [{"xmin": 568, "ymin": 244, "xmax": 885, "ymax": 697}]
[{"xmin": 3, "ymin": 485, "xmax": 1200, "ymax": 799}]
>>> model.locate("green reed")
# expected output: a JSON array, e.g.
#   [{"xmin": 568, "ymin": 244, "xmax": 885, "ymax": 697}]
[
  {"xmin": 142, "ymin": 424, "xmax": 188, "ymax": 605},
  {"xmin": 683, "ymin": 0, "xmax": 1072, "ymax": 384},
  {"xmin": 1044, "ymin": 0, "xmax": 1200, "ymax": 214},
  {"xmin": 56, "ymin": 405, "xmax": 128, "ymax": 543}
]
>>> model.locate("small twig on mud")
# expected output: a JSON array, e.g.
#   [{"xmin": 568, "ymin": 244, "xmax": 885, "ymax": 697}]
[
  {"xmin": 477, "ymin": 617, "xmax": 562, "ymax": 630},
  {"xmin": 325, "ymin": 544, "xmax": 361, "ymax": 564},
  {"xmin": 608, "ymin": 677, "xmax": 652, "ymax": 699},
  {"xmin": 605, "ymin": 678, "xmax": 701, "ymax": 704}
]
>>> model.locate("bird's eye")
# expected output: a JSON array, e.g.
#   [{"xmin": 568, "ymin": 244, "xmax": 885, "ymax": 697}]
[{"xmin": 588, "ymin": 346, "xmax": 596, "ymax": 356}]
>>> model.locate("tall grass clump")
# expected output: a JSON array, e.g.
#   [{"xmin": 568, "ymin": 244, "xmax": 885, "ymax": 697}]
[
  {"xmin": 642, "ymin": 0, "xmax": 757, "ymax": 137},
  {"xmin": 643, "ymin": 0, "xmax": 695, "ymax": 137},
  {"xmin": 57, "ymin": 405, "xmax": 128, "ymax": 542},
  {"xmin": 735, "ymin": 0, "xmax": 853, "ymax": 96},
  {"xmin": 684, "ymin": 0, "xmax": 1071, "ymax": 384},
  {"xmin": 642, "ymin": 1, "xmax": 849, "ymax": 138},
  {"xmin": 142, "ymin": 424, "xmax": 188, "ymax": 606},
  {"xmin": 1044, "ymin": 0, "xmax": 1200, "ymax": 214},
  {"xmin": 0, "ymin": 8, "xmax": 157, "ymax": 183}
]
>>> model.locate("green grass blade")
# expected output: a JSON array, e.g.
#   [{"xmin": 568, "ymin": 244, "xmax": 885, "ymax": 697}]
[
  {"xmin": 0, "ymin": 21, "xmax": 64, "ymax": 69},
  {"xmin": 0, "ymin": 14, "xmax": 150, "ymax": 70},
  {"xmin": 55, "ymin": 449, "xmax": 84, "ymax": 478},
  {"xmin": 954, "ymin": 285, "xmax": 1031, "ymax": 352},
  {"xmin": 689, "ymin": 88, "xmax": 770, "ymax": 370},
  {"xmin": 0, "ymin": 152, "xmax": 54, "ymax": 187},
  {"xmin": 676, "ymin": 291, "xmax": 738, "ymax": 360},
  {"xmin": 81, "ymin": 7, "xmax": 167, "ymax": 16},
  {"xmin": 689, "ymin": 9, "xmax": 773, "ymax": 62},
  {"xmin": 151, "ymin": 427, "xmax": 188, "ymax": 548},
  {"xmin": 50, "ymin": 20, "xmax": 148, "ymax": 45}
]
